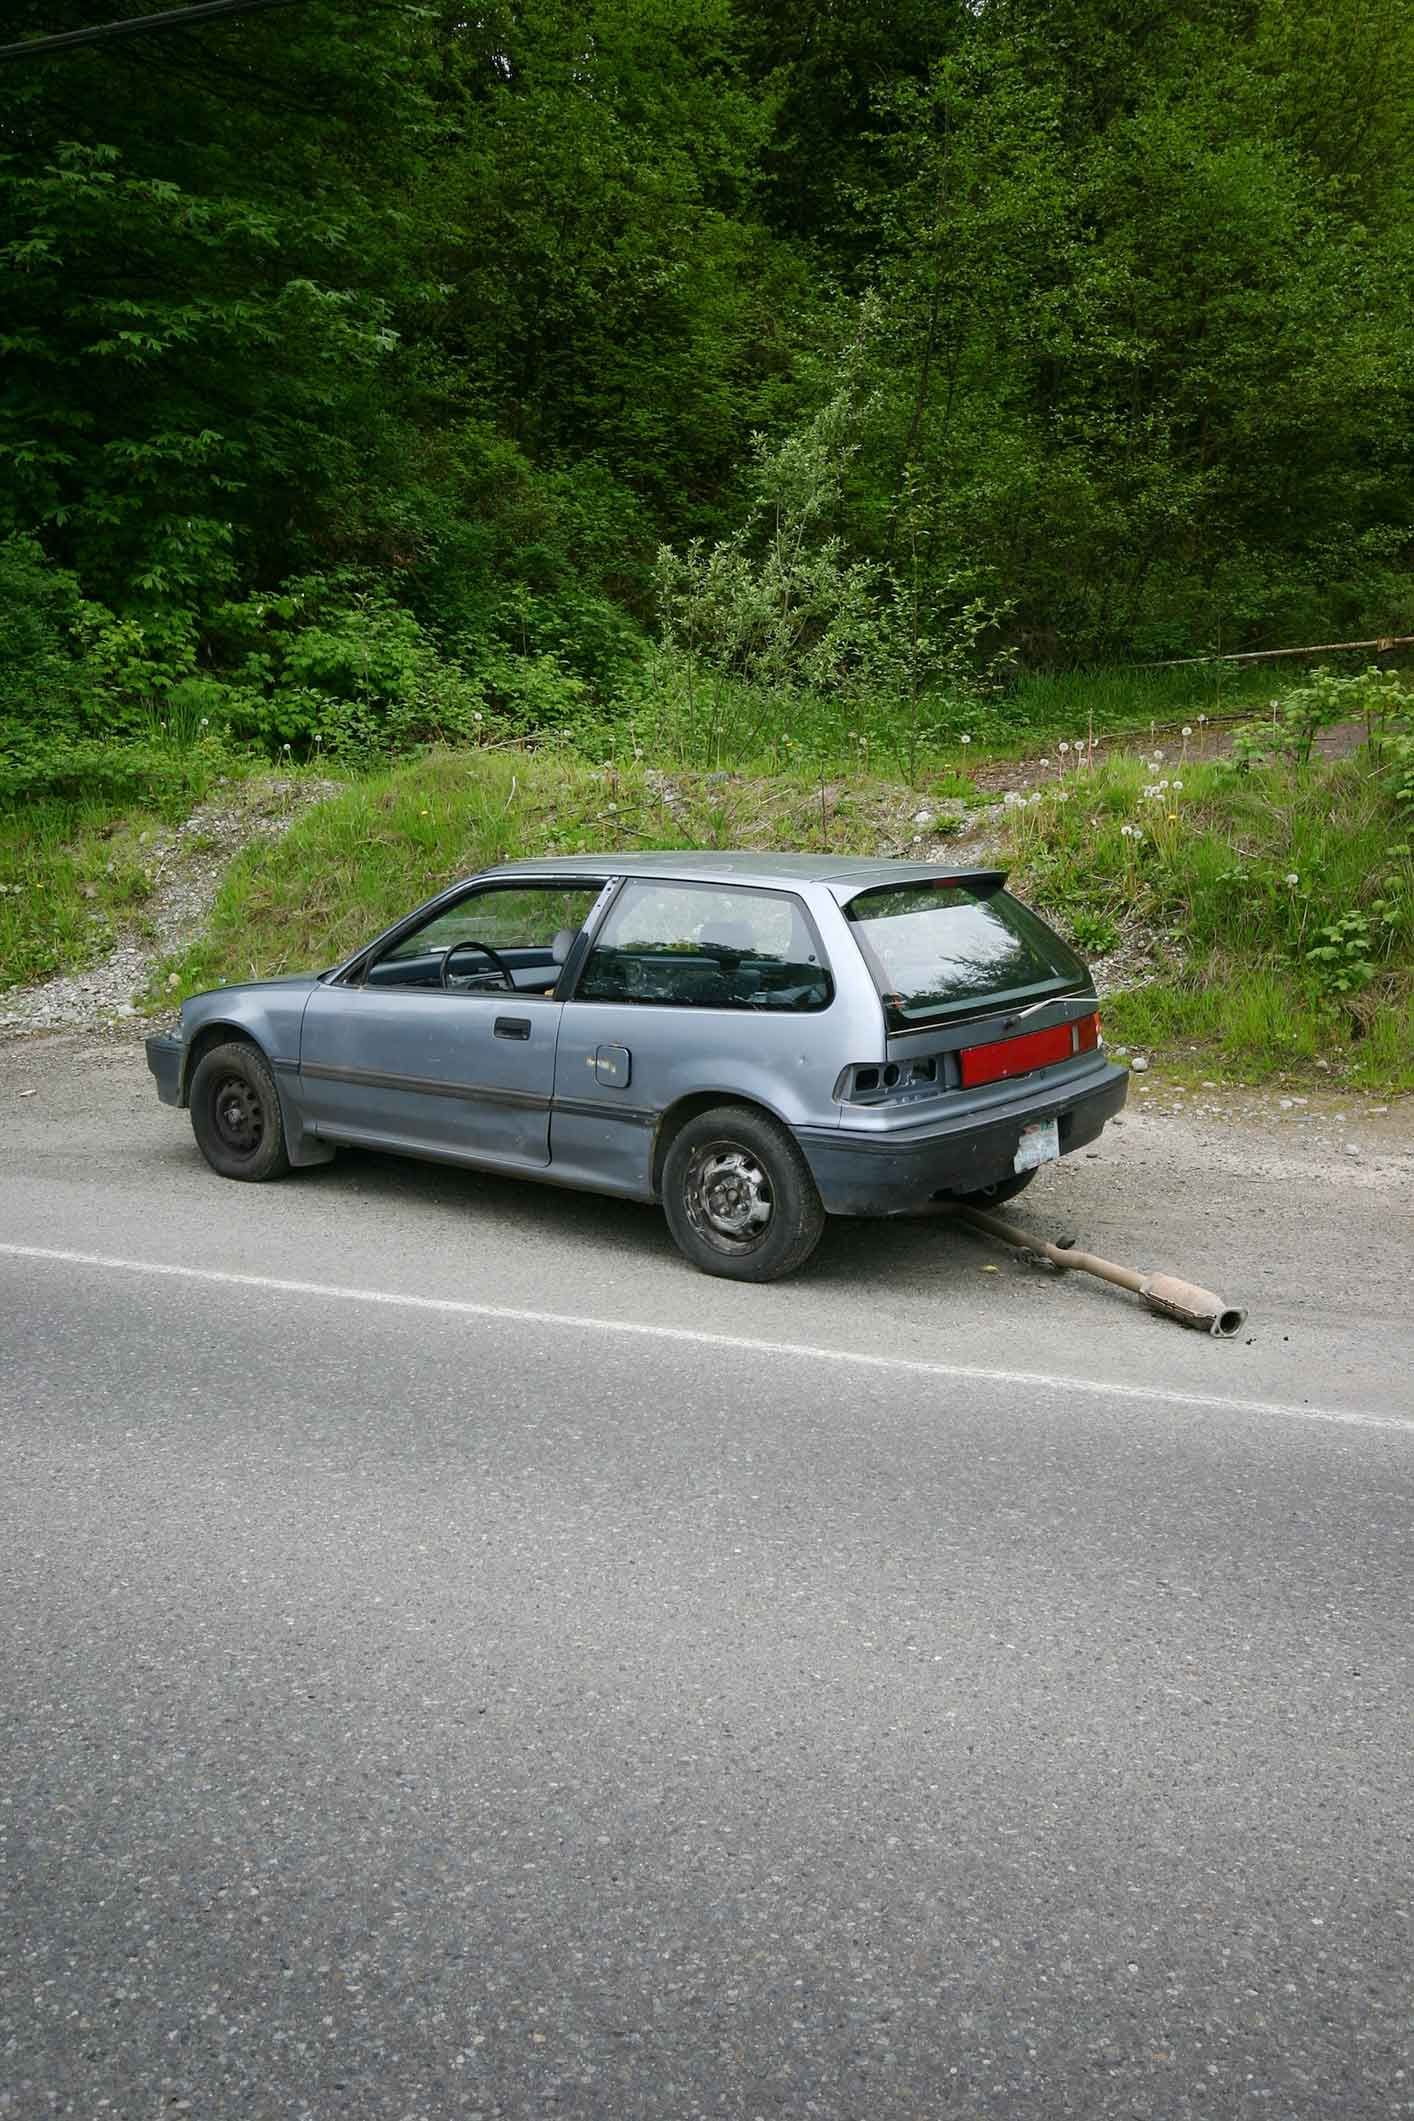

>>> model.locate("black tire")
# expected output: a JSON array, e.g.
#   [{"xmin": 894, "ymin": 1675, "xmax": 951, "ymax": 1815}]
[
  {"xmin": 661, "ymin": 1103, "xmax": 826, "ymax": 1282},
  {"xmin": 956, "ymin": 1165, "xmax": 1037, "ymax": 1207},
  {"xmin": 189, "ymin": 1039, "xmax": 291, "ymax": 1182}
]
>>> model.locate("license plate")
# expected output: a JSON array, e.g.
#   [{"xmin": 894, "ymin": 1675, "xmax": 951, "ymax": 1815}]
[{"xmin": 1013, "ymin": 1118, "xmax": 1060, "ymax": 1173}]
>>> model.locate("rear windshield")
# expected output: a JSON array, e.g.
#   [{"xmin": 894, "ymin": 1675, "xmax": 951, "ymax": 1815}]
[{"xmin": 845, "ymin": 880, "xmax": 1087, "ymax": 1028}]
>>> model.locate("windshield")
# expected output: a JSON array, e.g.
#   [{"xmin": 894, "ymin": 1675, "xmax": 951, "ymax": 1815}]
[{"xmin": 845, "ymin": 880, "xmax": 1088, "ymax": 1027}]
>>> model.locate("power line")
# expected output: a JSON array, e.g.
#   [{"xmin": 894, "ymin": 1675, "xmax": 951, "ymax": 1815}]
[{"xmin": 0, "ymin": 0, "xmax": 311, "ymax": 64}]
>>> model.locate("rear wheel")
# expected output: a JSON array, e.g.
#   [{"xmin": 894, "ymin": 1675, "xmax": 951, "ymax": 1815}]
[
  {"xmin": 662, "ymin": 1104, "xmax": 826, "ymax": 1282},
  {"xmin": 189, "ymin": 1040, "xmax": 290, "ymax": 1182}
]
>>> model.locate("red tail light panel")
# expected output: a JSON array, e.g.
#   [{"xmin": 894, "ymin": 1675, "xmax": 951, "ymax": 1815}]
[{"xmin": 960, "ymin": 1011, "xmax": 1099, "ymax": 1089}]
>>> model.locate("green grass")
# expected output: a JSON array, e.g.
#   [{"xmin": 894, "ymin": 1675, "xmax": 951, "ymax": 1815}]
[
  {"xmin": 0, "ymin": 800, "xmax": 160, "ymax": 989},
  {"xmin": 1000, "ymin": 752, "xmax": 1414, "ymax": 1090},
  {"xmin": 598, "ymin": 650, "xmax": 1297, "ymax": 775},
  {"xmin": 0, "ymin": 745, "xmax": 307, "ymax": 992},
  {"xmin": 1001, "ymin": 660, "xmax": 1285, "ymax": 748}
]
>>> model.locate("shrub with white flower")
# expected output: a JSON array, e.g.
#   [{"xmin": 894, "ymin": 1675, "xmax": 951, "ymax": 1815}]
[
  {"xmin": 1285, "ymin": 872, "xmax": 1299, "ymax": 887},
  {"xmin": 960, "ymin": 733, "xmax": 972, "ymax": 746},
  {"xmin": 1058, "ymin": 741, "xmax": 1070, "ymax": 756}
]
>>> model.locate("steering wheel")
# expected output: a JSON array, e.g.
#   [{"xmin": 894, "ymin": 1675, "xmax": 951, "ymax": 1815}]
[{"xmin": 439, "ymin": 938, "xmax": 516, "ymax": 991}]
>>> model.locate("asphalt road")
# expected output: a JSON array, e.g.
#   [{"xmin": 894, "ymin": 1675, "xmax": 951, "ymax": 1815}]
[{"xmin": 2, "ymin": 1038, "xmax": 1412, "ymax": 2119}]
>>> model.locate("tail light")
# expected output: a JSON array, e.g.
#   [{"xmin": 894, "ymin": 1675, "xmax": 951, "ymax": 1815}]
[{"xmin": 960, "ymin": 1010, "xmax": 1101, "ymax": 1089}]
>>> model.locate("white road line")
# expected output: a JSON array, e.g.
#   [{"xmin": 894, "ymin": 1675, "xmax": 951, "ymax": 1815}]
[{"xmin": 2, "ymin": 1240, "xmax": 1409, "ymax": 1433}]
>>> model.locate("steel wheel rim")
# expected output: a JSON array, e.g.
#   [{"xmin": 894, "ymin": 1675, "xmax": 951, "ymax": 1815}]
[
  {"xmin": 683, "ymin": 1139, "xmax": 774, "ymax": 1254},
  {"xmin": 211, "ymin": 1073, "xmax": 264, "ymax": 1156}
]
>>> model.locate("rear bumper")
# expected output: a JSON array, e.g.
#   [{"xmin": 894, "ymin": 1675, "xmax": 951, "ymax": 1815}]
[
  {"xmin": 798, "ymin": 1059, "xmax": 1129, "ymax": 1216},
  {"xmin": 145, "ymin": 1031, "xmax": 184, "ymax": 1107}
]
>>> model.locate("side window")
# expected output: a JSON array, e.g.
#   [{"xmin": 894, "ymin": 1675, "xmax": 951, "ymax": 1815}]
[
  {"xmin": 575, "ymin": 881, "xmax": 831, "ymax": 1011},
  {"xmin": 367, "ymin": 885, "xmax": 600, "ymax": 990}
]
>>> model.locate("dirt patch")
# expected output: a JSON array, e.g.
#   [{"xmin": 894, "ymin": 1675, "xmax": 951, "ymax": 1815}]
[
  {"xmin": 966, "ymin": 714, "xmax": 1368, "ymax": 797},
  {"xmin": 0, "ymin": 776, "xmax": 340, "ymax": 1038}
]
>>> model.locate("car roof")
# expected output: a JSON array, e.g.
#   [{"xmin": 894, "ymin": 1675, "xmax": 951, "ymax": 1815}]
[{"xmin": 485, "ymin": 850, "xmax": 1006, "ymax": 896}]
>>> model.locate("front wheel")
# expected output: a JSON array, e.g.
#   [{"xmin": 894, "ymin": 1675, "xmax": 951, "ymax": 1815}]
[
  {"xmin": 661, "ymin": 1104, "xmax": 826, "ymax": 1282},
  {"xmin": 189, "ymin": 1040, "xmax": 291, "ymax": 1182}
]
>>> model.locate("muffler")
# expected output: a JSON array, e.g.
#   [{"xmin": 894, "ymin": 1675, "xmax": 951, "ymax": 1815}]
[{"xmin": 956, "ymin": 1206, "xmax": 1247, "ymax": 1337}]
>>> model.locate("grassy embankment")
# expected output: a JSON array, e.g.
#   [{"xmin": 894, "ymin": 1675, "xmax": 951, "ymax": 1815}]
[
  {"xmin": 144, "ymin": 742, "xmax": 1411, "ymax": 1094},
  {"xmin": 998, "ymin": 750, "xmax": 1412, "ymax": 1091},
  {"xmin": 0, "ymin": 659, "xmax": 1289, "ymax": 991},
  {"xmin": 3, "ymin": 662, "xmax": 1409, "ymax": 1094}
]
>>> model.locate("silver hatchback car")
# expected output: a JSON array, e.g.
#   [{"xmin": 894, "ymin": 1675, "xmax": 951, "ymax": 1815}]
[{"xmin": 146, "ymin": 851, "xmax": 1128, "ymax": 1280}]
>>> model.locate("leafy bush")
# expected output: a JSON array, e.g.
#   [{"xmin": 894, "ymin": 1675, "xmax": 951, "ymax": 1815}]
[
  {"xmin": 1228, "ymin": 664, "xmax": 1414, "ymax": 769},
  {"xmin": 652, "ymin": 384, "xmax": 1004, "ymax": 773}
]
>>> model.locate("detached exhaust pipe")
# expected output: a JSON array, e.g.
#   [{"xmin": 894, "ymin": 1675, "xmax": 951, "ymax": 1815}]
[{"xmin": 956, "ymin": 1206, "xmax": 1247, "ymax": 1337}]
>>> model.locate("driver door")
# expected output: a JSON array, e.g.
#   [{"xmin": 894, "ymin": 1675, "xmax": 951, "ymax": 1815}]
[{"xmin": 297, "ymin": 881, "xmax": 599, "ymax": 1168}]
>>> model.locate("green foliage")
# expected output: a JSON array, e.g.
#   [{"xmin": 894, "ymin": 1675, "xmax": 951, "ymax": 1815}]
[
  {"xmin": 1228, "ymin": 665, "xmax": 1414, "ymax": 769},
  {"xmin": 1303, "ymin": 912, "xmax": 1379, "ymax": 999},
  {"xmin": 6, "ymin": 0, "xmax": 1414, "ymax": 787},
  {"xmin": 829, "ymin": 0, "xmax": 1414, "ymax": 656},
  {"xmin": 652, "ymin": 382, "xmax": 1004, "ymax": 772}
]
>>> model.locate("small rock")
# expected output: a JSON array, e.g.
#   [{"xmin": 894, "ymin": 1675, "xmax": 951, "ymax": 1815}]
[
  {"xmin": 1344, "ymin": 1143, "xmax": 1360, "ymax": 1157},
  {"xmin": 1129, "ymin": 1055, "xmax": 1149, "ymax": 1073},
  {"xmin": 1278, "ymin": 1098, "xmax": 1294, "ymax": 1110}
]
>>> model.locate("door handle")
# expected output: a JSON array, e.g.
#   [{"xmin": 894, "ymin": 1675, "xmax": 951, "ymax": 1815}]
[{"xmin": 494, "ymin": 1016, "xmax": 531, "ymax": 1040}]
